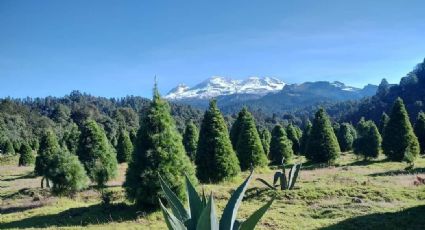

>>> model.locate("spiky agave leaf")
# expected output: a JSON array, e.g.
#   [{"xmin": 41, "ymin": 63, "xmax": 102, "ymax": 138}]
[
  {"xmin": 239, "ymin": 197, "xmax": 275, "ymax": 230},
  {"xmin": 256, "ymin": 178, "xmax": 276, "ymax": 190},
  {"xmin": 185, "ymin": 175, "xmax": 204, "ymax": 230},
  {"xmin": 272, "ymin": 172, "xmax": 282, "ymax": 186},
  {"xmin": 196, "ymin": 194, "xmax": 219, "ymax": 230},
  {"xmin": 159, "ymin": 199, "xmax": 187, "ymax": 230},
  {"xmin": 289, "ymin": 164, "xmax": 301, "ymax": 190},
  {"xmin": 159, "ymin": 174, "xmax": 190, "ymax": 222},
  {"xmin": 219, "ymin": 170, "xmax": 254, "ymax": 230}
]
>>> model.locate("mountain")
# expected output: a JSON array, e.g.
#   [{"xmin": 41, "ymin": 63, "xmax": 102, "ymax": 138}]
[{"xmin": 165, "ymin": 76, "xmax": 285, "ymax": 100}]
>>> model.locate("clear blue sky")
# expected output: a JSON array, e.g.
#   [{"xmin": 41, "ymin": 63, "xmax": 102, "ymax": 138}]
[{"xmin": 1, "ymin": 0, "xmax": 425, "ymax": 98}]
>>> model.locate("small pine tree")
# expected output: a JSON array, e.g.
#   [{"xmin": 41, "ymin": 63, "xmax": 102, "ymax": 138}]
[
  {"xmin": 259, "ymin": 128, "xmax": 271, "ymax": 156},
  {"xmin": 49, "ymin": 150, "xmax": 89, "ymax": 195},
  {"xmin": 300, "ymin": 121, "xmax": 312, "ymax": 156},
  {"xmin": 19, "ymin": 143, "xmax": 35, "ymax": 166},
  {"xmin": 5, "ymin": 139, "xmax": 15, "ymax": 155},
  {"xmin": 269, "ymin": 125, "xmax": 293, "ymax": 164},
  {"xmin": 124, "ymin": 85, "xmax": 197, "ymax": 208},
  {"xmin": 116, "ymin": 129, "xmax": 134, "ymax": 163},
  {"xmin": 286, "ymin": 124, "xmax": 301, "ymax": 154},
  {"xmin": 379, "ymin": 112, "xmax": 390, "ymax": 135},
  {"xmin": 414, "ymin": 112, "xmax": 425, "ymax": 154},
  {"xmin": 353, "ymin": 120, "xmax": 381, "ymax": 159},
  {"xmin": 77, "ymin": 120, "xmax": 118, "ymax": 188},
  {"xmin": 337, "ymin": 123, "xmax": 356, "ymax": 152},
  {"xmin": 182, "ymin": 121, "xmax": 199, "ymax": 161},
  {"xmin": 62, "ymin": 123, "xmax": 80, "ymax": 155},
  {"xmin": 35, "ymin": 130, "xmax": 61, "ymax": 188},
  {"xmin": 382, "ymin": 98, "xmax": 420, "ymax": 163},
  {"xmin": 196, "ymin": 100, "xmax": 240, "ymax": 183},
  {"xmin": 233, "ymin": 108, "xmax": 268, "ymax": 170},
  {"xmin": 306, "ymin": 108, "xmax": 340, "ymax": 164}
]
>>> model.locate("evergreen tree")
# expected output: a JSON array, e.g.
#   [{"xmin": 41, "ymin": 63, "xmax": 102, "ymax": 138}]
[
  {"xmin": 77, "ymin": 120, "xmax": 118, "ymax": 188},
  {"xmin": 230, "ymin": 110, "xmax": 243, "ymax": 149},
  {"xmin": 62, "ymin": 123, "xmax": 80, "ymax": 155},
  {"xmin": 300, "ymin": 121, "xmax": 312, "ymax": 156},
  {"xmin": 124, "ymin": 85, "xmax": 197, "ymax": 208},
  {"xmin": 414, "ymin": 112, "xmax": 425, "ymax": 154},
  {"xmin": 259, "ymin": 128, "xmax": 271, "ymax": 156},
  {"xmin": 337, "ymin": 123, "xmax": 356, "ymax": 152},
  {"xmin": 19, "ymin": 143, "xmax": 35, "ymax": 166},
  {"xmin": 353, "ymin": 120, "xmax": 381, "ymax": 159},
  {"xmin": 182, "ymin": 121, "xmax": 199, "ymax": 161},
  {"xmin": 233, "ymin": 108, "xmax": 268, "ymax": 170},
  {"xmin": 286, "ymin": 124, "xmax": 301, "ymax": 154},
  {"xmin": 379, "ymin": 112, "xmax": 390, "ymax": 135},
  {"xmin": 49, "ymin": 150, "xmax": 89, "ymax": 195},
  {"xmin": 35, "ymin": 130, "xmax": 61, "ymax": 188},
  {"xmin": 5, "ymin": 139, "xmax": 15, "ymax": 155},
  {"xmin": 382, "ymin": 98, "xmax": 420, "ymax": 163},
  {"xmin": 306, "ymin": 108, "xmax": 340, "ymax": 164},
  {"xmin": 269, "ymin": 125, "xmax": 293, "ymax": 164},
  {"xmin": 116, "ymin": 129, "xmax": 133, "ymax": 163},
  {"xmin": 196, "ymin": 100, "xmax": 240, "ymax": 183}
]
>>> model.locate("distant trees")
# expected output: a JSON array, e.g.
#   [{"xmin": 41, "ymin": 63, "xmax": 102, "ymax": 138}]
[
  {"xmin": 269, "ymin": 125, "xmax": 293, "ymax": 164},
  {"xmin": 230, "ymin": 107, "xmax": 268, "ymax": 170},
  {"xmin": 4, "ymin": 139, "xmax": 15, "ymax": 155},
  {"xmin": 35, "ymin": 130, "xmax": 61, "ymax": 188},
  {"xmin": 182, "ymin": 121, "xmax": 199, "ymax": 161},
  {"xmin": 124, "ymin": 86, "xmax": 197, "ymax": 208},
  {"xmin": 306, "ymin": 108, "xmax": 340, "ymax": 164},
  {"xmin": 336, "ymin": 123, "xmax": 356, "ymax": 152},
  {"xmin": 379, "ymin": 113, "xmax": 389, "ymax": 135},
  {"xmin": 286, "ymin": 124, "xmax": 302, "ymax": 155},
  {"xmin": 414, "ymin": 112, "xmax": 425, "ymax": 154},
  {"xmin": 382, "ymin": 98, "xmax": 420, "ymax": 164},
  {"xmin": 259, "ymin": 128, "xmax": 271, "ymax": 156},
  {"xmin": 116, "ymin": 129, "xmax": 133, "ymax": 163},
  {"xmin": 18, "ymin": 143, "xmax": 35, "ymax": 166},
  {"xmin": 196, "ymin": 100, "xmax": 240, "ymax": 182},
  {"xmin": 77, "ymin": 120, "xmax": 117, "ymax": 188},
  {"xmin": 353, "ymin": 119, "xmax": 381, "ymax": 159}
]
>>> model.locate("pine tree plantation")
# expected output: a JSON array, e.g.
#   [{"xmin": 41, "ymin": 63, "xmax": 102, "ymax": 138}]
[
  {"xmin": 382, "ymin": 98, "xmax": 420, "ymax": 163},
  {"xmin": 77, "ymin": 119, "xmax": 118, "ymax": 188},
  {"xmin": 196, "ymin": 100, "xmax": 240, "ymax": 183},
  {"xmin": 269, "ymin": 125, "xmax": 293, "ymax": 165},
  {"xmin": 232, "ymin": 107, "xmax": 268, "ymax": 170},
  {"xmin": 414, "ymin": 112, "xmax": 425, "ymax": 154},
  {"xmin": 124, "ymin": 86, "xmax": 197, "ymax": 208},
  {"xmin": 182, "ymin": 121, "xmax": 199, "ymax": 161},
  {"xmin": 116, "ymin": 129, "xmax": 133, "ymax": 163},
  {"xmin": 306, "ymin": 108, "xmax": 340, "ymax": 164}
]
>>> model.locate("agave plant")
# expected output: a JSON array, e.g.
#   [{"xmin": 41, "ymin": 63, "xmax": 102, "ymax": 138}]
[
  {"xmin": 257, "ymin": 161, "xmax": 301, "ymax": 190},
  {"xmin": 159, "ymin": 170, "xmax": 274, "ymax": 230}
]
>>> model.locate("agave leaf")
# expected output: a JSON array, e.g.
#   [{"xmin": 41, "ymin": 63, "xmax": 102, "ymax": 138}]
[
  {"xmin": 159, "ymin": 199, "xmax": 187, "ymax": 230},
  {"xmin": 196, "ymin": 194, "xmax": 219, "ymax": 230},
  {"xmin": 159, "ymin": 174, "xmax": 189, "ymax": 221},
  {"xmin": 272, "ymin": 172, "xmax": 282, "ymax": 186},
  {"xmin": 185, "ymin": 175, "xmax": 203, "ymax": 229},
  {"xmin": 219, "ymin": 170, "xmax": 254, "ymax": 230},
  {"xmin": 280, "ymin": 172, "xmax": 287, "ymax": 190},
  {"xmin": 239, "ymin": 197, "xmax": 275, "ymax": 230},
  {"xmin": 201, "ymin": 188, "xmax": 208, "ymax": 207},
  {"xmin": 287, "ymin": 164, "xmax": 297, "ymax": 190},
  {"xmin": 256, "ymin": 178, "xmax": 276, "ymax": 190},
  {"xmin": 289, "ymin": 164, "xmax": 301, "ymax": 190},
  {"xmin": 233, "ymin": 220, "xmax": 242, "ymax": 230}
]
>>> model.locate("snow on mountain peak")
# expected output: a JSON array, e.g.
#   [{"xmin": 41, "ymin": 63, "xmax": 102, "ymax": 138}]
[{"xmin": 165, "ymin": 76, "xmax": 285, "ymax": 100}]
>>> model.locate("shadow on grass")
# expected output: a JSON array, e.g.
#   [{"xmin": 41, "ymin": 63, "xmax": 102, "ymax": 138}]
[
  {"xmin": 340, "ymin": 158, "xmax": 389, "ymax": 167},
  {"xmin": 369, "ymin": 167, "xmax": 425, "ymax": 177},
  {"xmin": 0, "ymin": 203, "xmax": 45, "ymax": 215},
  {"xmin": 0, "ymin": 203, "xmax": 145, "ymax": 229},
  {"xmin": 320, "ymin": 205, "xmax": 425, "ymax": 230},
  {"xmin": 0, "ymin": 173, "xmax": 36, "ymax": 182}
]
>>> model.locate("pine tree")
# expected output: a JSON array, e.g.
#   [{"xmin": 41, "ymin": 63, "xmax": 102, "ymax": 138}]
[
  {"xmin": 35, "ymin": 130, "xmax": 61, "ymax": 188},
  {"xmin": 62, "ymin": 123, "xmax": 80, "ymax": 155},
  {"xmin": 19, "ymin": 143, "xmax": 35, "ymax": 166},
  {"xmin": 182, "ymin": 121, "xmax": 199, "ymax": 161},
  {"xmin": 379, "ymin": 112, "xmax": 390, "ymax": 135},
  {"xmin": 414, "ymin": 112, "xmax": 425, "ymax": 154},
  {"xmin": 306, "ymin": 108, "xmax": 340, "ymax": 164},
  {"xmin": 259, "ymin": 128, "xmax": 271, "ymax": 156},
  {"xmin": 382, "ymin": 98, "xmax": 420, "ymax": 163},
  {"xmin": 232, "ymin": 108, "xmax": 268, "ymax": 170},
  {"xmin": 49, "ymin": 149, "xmax": 89, "ymax": 195},
  {"xmin": 230, "ymin": 111, "xmax": 243, "ymax": 149},
  {"xmin": 77, "ymin": 120, "xmax": 118, "ymax": 188},
  {"xmin": 337, "ymin": 123, "xmax": 356, "ymax": 152},
  {"xmin": 116, "ymin": 129, "xmax": 134, "ymax": 163},
  {"xmin": 353, "ymin": 120, "xmax": 381, "ymax": 159},
  {"xmin": 286, "ymin": 124, "xmax": 301, "ymax": 154},
  {"xmin": 300, "ymin": 121, "xmax": 312, "ymax": 156},
  {"xmin": 5, "ymin": 139, "xmax": 15, "ymax": 155},
  {"xmin": 269, "ymin": 125, "xmax": 293, "ymax": 164},
  {"xmin": 196, "ymin": 100, "xmax": 240, "ymax": 183},
  {"xmin": 124, "ymin": 85, "xmax": 197, "ymax": 208}
]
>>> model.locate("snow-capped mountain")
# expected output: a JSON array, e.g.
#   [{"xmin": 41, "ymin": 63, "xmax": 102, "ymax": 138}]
[{"xmin": 165, "ymin": 76, "xmax": 285, "ymax": 100}]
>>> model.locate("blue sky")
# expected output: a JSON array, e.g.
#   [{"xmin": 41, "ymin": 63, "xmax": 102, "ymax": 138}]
[{"xmin": 1, "ymin": 0, "xmax": 425, "ymax": 98}]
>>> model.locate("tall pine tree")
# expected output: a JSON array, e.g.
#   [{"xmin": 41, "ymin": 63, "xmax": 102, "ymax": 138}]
[
  {"xmin": 77, "ymin": 120, "xmax": 118, "ymax": 188},
  {"xmin": 35, "ymin": 130, "xmax": 61, "ymax": 188},
  {"xmin": 414, "ymin": 112, "xmax": 425, "ymax": 154},
  {"xmin": 182, "ymin": 121, "xmax": 199, "ymax": 161},
  {"xmin": 259, "ymin": 128, "xmax": 271, "ymax": 156},
  {"xmin": 300, "ymin": 121, "xmax": 312, "ymax": 156},
  {"xmin": 232, "ymin": 108, "xmax": 268, "ymax": 170},
  {"xmin": 196, "ymin": 100, "xmax": 240, "ymax": 182},
  {"xmin": 124, "ymin": 85, "xmax": 197, "ymax": 208},
  {"xmin": 382, "ymin": 98, "xmax": 420, "ymax": 163},
  {"xmin": 116, "ymin": 129, "xmax": 133, "ymax": 163},
  {"xmin": 379, "ymin": 112, "xmax": 390, "ymax": 135},
  {"xmin": 307, "ymin": 108, "xmax": 340, "ymax": 164},
  {"xmin": 269, "ymin": 125, "xmax": 293, "ymax": 164},
  {"xmin": 286, "ymin": 124, "xmax": 301, "ymax": 154}
]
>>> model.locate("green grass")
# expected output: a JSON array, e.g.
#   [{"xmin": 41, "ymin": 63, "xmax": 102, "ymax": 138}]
[{"xmin": 1, "ymin": 153, "xmax": 425, "ymax": 229}]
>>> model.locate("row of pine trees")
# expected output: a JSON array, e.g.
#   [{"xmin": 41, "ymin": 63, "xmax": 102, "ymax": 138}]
[{"xmin": 6, "ymin": 85, "xmax": 425, "ymax": 210}]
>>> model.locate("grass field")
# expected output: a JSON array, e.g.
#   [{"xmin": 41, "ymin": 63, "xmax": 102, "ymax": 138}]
[{"xmin": 1, "ymin": 153, "xmax": 425, "ymax": 229}]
